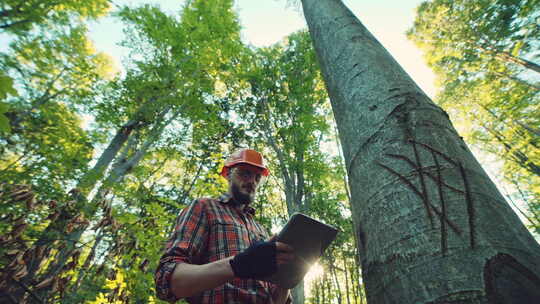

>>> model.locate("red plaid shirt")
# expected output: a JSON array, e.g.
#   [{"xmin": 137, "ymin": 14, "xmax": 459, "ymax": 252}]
[{"xmin": 155, "ymin": 194, "xmax": 291, "ymax": 303}]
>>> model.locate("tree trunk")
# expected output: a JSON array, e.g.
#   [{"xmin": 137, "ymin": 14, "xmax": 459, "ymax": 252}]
[
  {"xmin": 76, "ymin": 100, "xmax": 160, "ymax": 195},
  {"xmin": 261, "ymin": 102, "xmax": 307, "ymax": 303},
  {"xmin": 478, "ymin": 121, "xmax": 540, "ymax": 177},
  {"xmin": 496, "ymin": 50, "xmax": 540, "ymax": 74},
  {"xmin": 321, "ymin": 273, "xmax": 326, "ymax": 304},
  {"xmin": 476, "ymin": 44, "xmax": 540, "ymax": 74},
  {"xmin": 24, "ymin": 107, "xmax": 173, "ymax": 302},
  {"xmin": 301, "ymin": 0, "xmax": 540, "ymax": 303},
  {"xmin": 344, "ymin": 257, "xmax": 351, "ymax": 304},
  {"xmin": 76, "ymin": 119, "xmax": 139, "ymax": 193},
  {"xmin": 330, "ymin": 260, "xmax": 343, "ymax": 304},
  {"xmin": 291, "ymin": 279, "xmax": 305, "ymax": 304}
]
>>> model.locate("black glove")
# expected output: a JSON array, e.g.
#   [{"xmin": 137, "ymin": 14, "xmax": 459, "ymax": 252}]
[{"xmin": 229, "ymin": 240, "xmax": 277, "ymax": 279}]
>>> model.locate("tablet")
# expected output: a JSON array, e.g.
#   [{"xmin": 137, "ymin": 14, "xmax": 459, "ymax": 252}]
[{"xmin": 263, "ymin": 213, "xmax": 339, "ymax": 288}]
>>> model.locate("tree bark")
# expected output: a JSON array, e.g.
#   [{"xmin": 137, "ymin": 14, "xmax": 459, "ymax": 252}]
[{"xmin": 301, "ymin": 0, "xmax": 540, "ymax": 303}]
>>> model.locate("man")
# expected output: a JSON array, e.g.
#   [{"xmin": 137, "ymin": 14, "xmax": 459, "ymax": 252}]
[{"xmin": 155, "ymin": 148, "xmax": 295, "ymax": 303}]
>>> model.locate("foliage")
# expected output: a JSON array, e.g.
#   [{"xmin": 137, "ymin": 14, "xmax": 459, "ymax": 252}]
[
  {"xmin": 0, "ymin": 72, "xmax": 17, "ymax": 133},
  {"xmin": 0, "ymin": 0, "xmax": 111, "ymax": 34},
  {"xmin": 0, "ymin": 18, "xmax": 115, "ymax": 198},
  {"xmin": 1, "ymin": 0, "xmax": 537, "ymax": 303},
  {"xmin": 407, "ymin": 0, "xmax": 540, "ymax": 76},
  {"xmin": 230, "ymin": 30, "xmax": 362, "ymax": 302},
  {"xmin": 408, "ymin": 0, "xmax": 540, "ymax": 232}
]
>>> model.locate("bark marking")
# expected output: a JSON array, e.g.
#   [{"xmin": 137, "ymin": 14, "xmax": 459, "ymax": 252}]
[
  {"xmin": 458, "ymin": 162, "xmax": 476, "ymax": 249},
  {"xmin": 412, "ymin": 140, "xmax": 435, "ymax": 227},
  {"xmin": 432, "ymin": 150, "xmax": 448, "ymax": 256},
  {"xmin": 378, "ymin": 140, "xmax": 481, "ymax": 255},
  {"xmin": 411, "ymin": 140, "xmax": 476, "ymax": 249},
  {"xmin": 375, "ymin": 161, "xmax": 462, "ymax": 235}
]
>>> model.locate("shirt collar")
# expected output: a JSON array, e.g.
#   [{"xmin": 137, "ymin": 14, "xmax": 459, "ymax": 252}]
[{"xmin": 218, "ymin": 193, "xmax": 256, "ymax": 216}]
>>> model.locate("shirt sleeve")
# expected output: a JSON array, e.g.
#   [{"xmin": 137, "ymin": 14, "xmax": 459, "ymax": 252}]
[{"xmin": 154, "ymin": 199, "xmax": 208, "ymax": 302}]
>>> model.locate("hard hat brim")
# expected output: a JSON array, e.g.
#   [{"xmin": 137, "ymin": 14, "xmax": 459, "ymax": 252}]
[{"xmin": 220, "ymin": 161, "xmax": 270, "ymax": 177}]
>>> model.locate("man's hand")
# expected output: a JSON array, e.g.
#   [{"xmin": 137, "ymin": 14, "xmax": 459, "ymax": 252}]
[
  {"xmin": 275, "ymin": 241, "xmax": 295, "ymax": 266},
  {"xmin": 229, "ymin": 239, "xmax": 294, "ymax": 280}
]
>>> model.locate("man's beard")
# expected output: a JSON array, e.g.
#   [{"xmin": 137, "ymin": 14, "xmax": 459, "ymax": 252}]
[{"xmin": 231, "ymin": 182, "xmax": 254, "ymax": 205}]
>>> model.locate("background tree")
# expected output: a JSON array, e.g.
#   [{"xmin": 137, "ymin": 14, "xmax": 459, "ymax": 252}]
[
  {"xmin": 229, "ymin": 29, "xmax": 362, "ymax": 304},
  {"xmin": 0, "ymin": 0, "xmax": 110, "ymax": 34},
  {"xmin": 300, "ymin": 0, "xmax": 540, "ymax": 303},
  {"xmin": 1, "ymin": 0, "xmax": 246, "ymax": 302},
  {"xmin": 0, "ymin": 24, "xmax": 113, "ymax": 198},
  {"xmin": 244, "ymin": 30, "xmax": 330, "ymax": 304},
  {"xmin": 407, "ymin": 0, "xmax": 540, "ymax": 234}
]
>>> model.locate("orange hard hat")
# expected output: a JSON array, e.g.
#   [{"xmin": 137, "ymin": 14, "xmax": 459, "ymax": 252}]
[{"xmin": 220, "ymin": 148, "xmax": 270, "ymax": 177}]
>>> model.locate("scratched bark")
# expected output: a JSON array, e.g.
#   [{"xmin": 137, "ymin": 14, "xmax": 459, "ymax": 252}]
[{"xmin": 301, "ymin": 0, "xmax": 540, "ymax": 303}]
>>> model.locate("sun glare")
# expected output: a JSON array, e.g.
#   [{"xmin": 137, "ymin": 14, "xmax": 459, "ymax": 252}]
[{"xmin": 304, "ymin": 262, "xmax": 324, "ymax": 295}]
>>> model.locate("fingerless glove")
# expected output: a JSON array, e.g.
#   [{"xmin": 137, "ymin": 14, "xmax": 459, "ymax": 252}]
[{"xmin": 229, "ymin": 240, "xmax": 277, "ymax": 279}]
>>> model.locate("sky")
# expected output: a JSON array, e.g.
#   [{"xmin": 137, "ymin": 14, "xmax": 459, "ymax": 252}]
[{"xmin": 87, "ymin": 0, "xmax": 437, "ymax": 97}]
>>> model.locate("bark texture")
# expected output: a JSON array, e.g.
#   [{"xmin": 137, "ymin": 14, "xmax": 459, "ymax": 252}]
[{"xmin": 300, "ymin": 0, "xmax": 540, "ymax": 303}]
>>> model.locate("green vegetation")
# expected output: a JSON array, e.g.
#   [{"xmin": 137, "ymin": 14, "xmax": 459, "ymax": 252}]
[
  {"xmin": 408, "ymin": 0, "xmax": 540, "ymax": 233},
  {"xmin": 0, "ymin": 0, "xmax": 538, "ymax": 303}
]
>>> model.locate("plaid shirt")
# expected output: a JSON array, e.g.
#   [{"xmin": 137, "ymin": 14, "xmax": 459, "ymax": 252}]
[{"xmin": 155, "ymin": 194, "xmax": 292, "ymax": 303}]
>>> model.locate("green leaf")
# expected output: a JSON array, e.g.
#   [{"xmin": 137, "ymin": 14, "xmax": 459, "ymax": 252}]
[{"xmin": 0, "ymin": 73, "xmax": 18, "ymax": 100}]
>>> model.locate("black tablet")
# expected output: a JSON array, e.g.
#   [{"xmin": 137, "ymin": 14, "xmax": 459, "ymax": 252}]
[{"xmin": 263, "ymin": 213, "xmax": 339, "ymax": 288}]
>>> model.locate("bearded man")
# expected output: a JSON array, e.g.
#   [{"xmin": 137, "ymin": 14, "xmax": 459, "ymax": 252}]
[{"xmin": 155, "ymin": 148, "xmax": 295, "ymax": 303}]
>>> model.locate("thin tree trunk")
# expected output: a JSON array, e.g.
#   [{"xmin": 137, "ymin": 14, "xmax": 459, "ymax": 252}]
[
  {"xmin": 72, "ymin": 228, "xmax": 105, "ymax": 291},
  {"xmin": 490, "ymin": 70, "xmax": 540, "ymax": 90},
  {"xmin": 330, "ymin": 261, "xmax": 343, "ymax": 304},
  {"xmin": 477, "ymin": 44, "xmax": 540, "ymax": 74},
  {"xmin": 260, "ymin": 100, "xmax": 307, "ymax": 303},
  {"xmin": 479, "ymin": 103, "xmax": 539, "ymax": 149},
  {"xmin": 76, "ymin": 100, "xmax": 160, "ymax": 194},
  {"xmin": 479, "ymin": 121, "xmax": 540, "ymax": 177},
  {"xmin": 29, "ymin": 107, "xmax": 173, "ymax": 301},
  {"xmin": 76, "ymin": 119, "xmax": 139, "ymax": 193},
  {"xmin": 344, "ymin": 256, "xmax": 351, "ymax": 304},
  {"xmin": 514, "ymin": 120, "xmax": 540, "ymax": 137},
  {"xmin": 301, "ymin": 0, "xmax": 540, "ymax": 303},
  {"xmin": 496, "ymin": 50, "xmax": 540, "ymax": 74},
  {"xmin": 506, "ymin": 192, "xmax": 538, "ymax": 228},
  {"xmin": 321, "ymin": 273, "xmax": 326, "ymax": 304},
  {"xmin": 509, "ymin": 178, "xmax": 540, "ymax": 222}
]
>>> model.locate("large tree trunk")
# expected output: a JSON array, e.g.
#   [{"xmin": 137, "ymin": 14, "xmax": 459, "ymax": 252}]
[{"xmin": 300, "ymin": 0, "xmax": 540, "ymax": 303}]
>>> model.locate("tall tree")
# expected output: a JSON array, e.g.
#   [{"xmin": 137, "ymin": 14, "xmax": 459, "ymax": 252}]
[
  {"xmin": 236, "ymin": 30, "xmax": 333, "ymax": 303},
  {"xmin": 300, "ymin": 0, "xmax": 540, "ymax": 303}
]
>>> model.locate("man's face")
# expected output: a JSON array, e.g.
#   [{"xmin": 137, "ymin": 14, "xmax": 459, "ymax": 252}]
[{"xmin": 228, "ymin": 164, "xmax": 264, "ymax": 204}]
